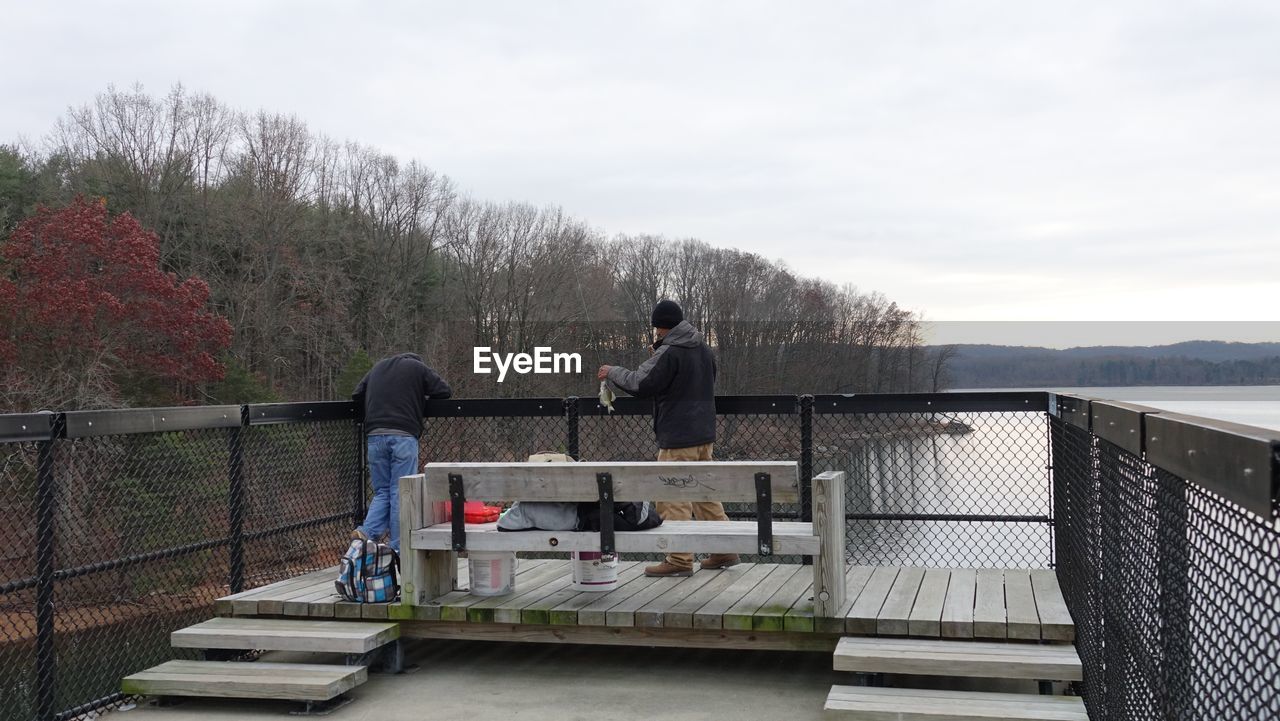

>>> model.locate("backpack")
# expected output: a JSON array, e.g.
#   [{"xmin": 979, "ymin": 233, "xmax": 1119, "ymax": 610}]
[{"xmin": 335, "ymin": 539, "xmax": 400, "ymax": 603}]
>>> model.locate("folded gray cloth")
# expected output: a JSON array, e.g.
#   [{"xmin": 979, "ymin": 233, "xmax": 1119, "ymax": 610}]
[{"xmin": 496, "ymin": 501, "xmax": 580, "ymax": 531}]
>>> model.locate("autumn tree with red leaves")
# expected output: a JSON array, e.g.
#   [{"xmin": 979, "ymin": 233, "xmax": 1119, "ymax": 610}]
[{"xmin": 0, "ymin": 197, "xmax": 232, "ymax": 411}]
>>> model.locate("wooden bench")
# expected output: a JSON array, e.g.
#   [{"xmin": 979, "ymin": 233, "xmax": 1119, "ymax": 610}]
[{"xmin": 397, "ymin": 462, "xmax": 848, "ymax": 617}]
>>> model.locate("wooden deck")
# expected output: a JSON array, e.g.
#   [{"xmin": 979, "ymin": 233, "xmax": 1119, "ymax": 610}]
[{"xmin": 218, "ymin": 561, "xmax": 1073, "ymax": 643}]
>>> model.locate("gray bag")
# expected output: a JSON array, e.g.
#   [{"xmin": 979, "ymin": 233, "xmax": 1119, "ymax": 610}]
[
  {"xmin": 496, "ymin": 451, "xmax": 581, "ymax": 532},
  {"xmin": 496, "ymin": 501, "xmax": 580, "ymax": 531}
]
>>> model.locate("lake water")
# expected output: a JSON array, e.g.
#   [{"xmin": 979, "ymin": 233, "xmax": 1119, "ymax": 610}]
[
  {"xmin": 959, "ymin": 385, "xmax": 1280, "ymax": 432},
  {"xmin": 834, "ymin": 385, "xmax": 1280, "ymax": 567}
]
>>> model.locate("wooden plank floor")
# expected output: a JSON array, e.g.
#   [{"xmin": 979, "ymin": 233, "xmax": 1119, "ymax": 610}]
[{"xmin": 217, "ymin": 562, "xmax": 1073, "ymax": 641}]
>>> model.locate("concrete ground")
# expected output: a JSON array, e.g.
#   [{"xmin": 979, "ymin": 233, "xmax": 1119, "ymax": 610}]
[{"xmin": 107, "ymin": 639, "xmax": 1047, "ymax": 721}]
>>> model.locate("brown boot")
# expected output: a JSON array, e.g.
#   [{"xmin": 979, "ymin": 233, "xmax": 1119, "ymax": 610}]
[
  {"xmin": 350, "ymin": 528, "xmax": 369, "ymax": 542},
  {"xmin": 700, "ymin": 554, "xmax": 740, "ymax": 570},
  {"xmin": 645, "ymin": 561, "xmax": 694, "ymax": 577}
]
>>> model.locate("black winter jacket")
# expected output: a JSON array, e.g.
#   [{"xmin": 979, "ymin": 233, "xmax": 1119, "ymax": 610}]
[
  {"xmin": 353, "ymin": 353, "xmax": 452, "ymax": 438},
  {"xmin": 606, "ymin": 321, "xmax": 716, "ymax": 449}
]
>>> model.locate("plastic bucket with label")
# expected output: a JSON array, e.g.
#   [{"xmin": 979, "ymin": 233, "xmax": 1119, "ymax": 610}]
[
  {"xmin": 570, "ymin": 551, "xmax": 619, "ymax": 592},
  {"xmin": 468, "ymin": 551, "xmax": 517, "ymax": 596}
]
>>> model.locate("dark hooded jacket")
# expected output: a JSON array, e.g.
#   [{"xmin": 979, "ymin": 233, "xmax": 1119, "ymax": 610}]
[
  {"xmin": 353, "ymin": 353, "xmax": 452, "ymax": 438},
  {"xmin": 606, "ymin": 320, "xmax": 716, "ymax": 449}
]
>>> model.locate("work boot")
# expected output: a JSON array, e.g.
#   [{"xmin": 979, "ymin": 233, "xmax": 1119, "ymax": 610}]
[
  {"xmin": 350, "ymin": 528, "xmax": 369, "ymax": 542},
  {"xmin": 700, "ymin": 554, "xmax": 740, "ymax": 570},
  {"xmin": 645, "ymin": 561, "xmax": 694, "ymax": 577}
]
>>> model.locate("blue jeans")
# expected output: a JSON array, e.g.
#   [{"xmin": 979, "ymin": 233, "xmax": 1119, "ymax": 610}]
[{"xmin": 360, "ymin": 435, "xmax": 419, "ymax": 551}]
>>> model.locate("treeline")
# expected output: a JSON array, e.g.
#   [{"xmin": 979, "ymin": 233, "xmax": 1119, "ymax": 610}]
[
  {"xmin": 0, "ymin": 84, "xmax": 946, "ymax": 409},
  {"xmin": 949, "ymin": 348, "xmax": 1280, "ymax": 388}
]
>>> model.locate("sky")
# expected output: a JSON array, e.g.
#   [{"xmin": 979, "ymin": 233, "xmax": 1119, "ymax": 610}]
[{"xmin": 2, "ymin": 1, "xmax": 1278, "ymax": 346}]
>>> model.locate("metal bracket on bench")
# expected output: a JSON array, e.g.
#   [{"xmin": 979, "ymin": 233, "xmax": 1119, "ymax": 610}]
[
  {"xmin": 755, "ymin": 472, "xmax": 773, "ymax": 556},
  {"xmin": 597, "ymin": 472, "xmax": 615, "ymax": 556},
  {"xmin": 449, "ymin": 473, "xmax": 466, "ymax": 552}
]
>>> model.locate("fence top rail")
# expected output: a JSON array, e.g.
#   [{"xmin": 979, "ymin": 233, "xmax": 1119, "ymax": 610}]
[
  {"xmin": 1054, "ymin": 393, "xmax": 1280, "ymax": 521},
  {"xmin": 246, "ymin": 401, "xmax": 356, "ymax": 425},
  {"xmin": 420, "ymin": 460, "xmax": 801, "ymax": 502},
  {"xmin": 0, "ymin": 411, "xmax": 54, "ymax": 442},
  {"xmin": 0, "ymin": 391, "xmax": 1058, "ymax": 437},
  {"xmin": 421, "ymin": 392, "xmax": 1052, "ymax": 418},
  {"xmin": 812, "ymin": 391, "xmax": 1049, "ymax": 414},
  {"xmin": 64, "ymin": 405, "xmax": 242, "ymax": 438}
]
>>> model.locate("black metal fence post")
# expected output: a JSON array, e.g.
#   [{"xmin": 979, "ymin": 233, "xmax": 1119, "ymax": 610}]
[
  {"xmin": 565, "ymin": 397, "xmax": 580, "ymax": 460},
  {"xmin": 34, "ymin": 414, "xmax": 62, "ymax": 721},
  {"xmin": 227, "ymin": 421, "xmax": 246, "ymax": 595},
  {"xmin": 353, "ymin": 419, "xmax": 366, "ymax": 527},
  {"xmin": 799, "ymin": 394, "xmax": 814, "ymax": 523},
  {"xmin": 1156, "ymin": 472, "xmax": 1191, "ymax": 717}
]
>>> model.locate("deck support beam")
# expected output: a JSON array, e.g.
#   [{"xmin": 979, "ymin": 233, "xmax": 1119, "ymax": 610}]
[{"xmin": 399, "ymin": 620, "xmax": 843, "ymax": 652}]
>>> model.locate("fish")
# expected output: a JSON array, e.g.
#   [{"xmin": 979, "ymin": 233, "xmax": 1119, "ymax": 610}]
[{"xmin": 598, "ymin": 380, "xmax": 616, "ymax": 413}]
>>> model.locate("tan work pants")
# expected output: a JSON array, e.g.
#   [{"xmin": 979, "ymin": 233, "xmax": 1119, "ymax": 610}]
[{"xmin": 655, "ymin": 443, "xmax": 727, "ymax": 570}]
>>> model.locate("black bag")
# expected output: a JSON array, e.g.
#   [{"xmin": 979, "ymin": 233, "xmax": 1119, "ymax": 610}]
[{"xmin": 576, "ymin": 501, "xmax": 664, "ymax": 532}]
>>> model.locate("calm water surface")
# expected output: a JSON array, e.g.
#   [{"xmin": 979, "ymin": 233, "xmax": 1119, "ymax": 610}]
[{"xmin": 961, "ymin": 385, "xmax": 1280, "ymax": 431}]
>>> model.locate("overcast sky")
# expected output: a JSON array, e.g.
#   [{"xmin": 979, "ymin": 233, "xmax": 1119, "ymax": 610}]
[{"xmin": 3, "ymin": 1, "xmax": 1278, "ymax": 345}]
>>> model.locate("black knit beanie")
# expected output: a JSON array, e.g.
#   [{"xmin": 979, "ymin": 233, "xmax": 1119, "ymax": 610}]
[{"xmin": 651, "ymin": 300, "xmax": 684, "ymax": 330}]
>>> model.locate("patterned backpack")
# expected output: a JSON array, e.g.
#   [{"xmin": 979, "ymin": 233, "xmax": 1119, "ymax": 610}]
[{"xmin": 335, "ymin": 539, "xmax": 400, "ymax": 603}]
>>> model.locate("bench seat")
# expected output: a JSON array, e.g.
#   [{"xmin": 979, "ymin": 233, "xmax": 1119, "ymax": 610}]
[{"xmin": 411, "ymin": 520, "xmax": 821, "ymax": 556}]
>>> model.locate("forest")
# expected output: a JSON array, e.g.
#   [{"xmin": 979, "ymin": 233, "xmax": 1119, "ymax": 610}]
[{"xmin": 0, "ymin": 85, "xmax": 948, "ymax": 412}]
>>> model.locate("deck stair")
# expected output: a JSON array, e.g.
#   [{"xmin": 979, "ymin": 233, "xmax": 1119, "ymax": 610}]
[
  {"xmin": 121, "ymin": 660, "xmax": 366, "ymax": 703},
  {"xmin": 833, "ymin": 637, "xmax": 1082, "ymax": 680},
  {"xmin": 824, "ymin": 686, "xmax": 1088, "ymax": 720},
  {"xmin": 172, "ymin": 618, "xmax": 400, "ymax": 656},
  {"xmin": 826, "ymin": 637, "xmax": 1086, "ymax": 720},
  {"xmin": 123, "ymin": 617, "xmax": 402, "ymax": 708}
]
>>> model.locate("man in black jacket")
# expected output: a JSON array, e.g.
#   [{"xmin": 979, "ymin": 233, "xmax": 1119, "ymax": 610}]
[
  {"xmin": 598, "ymin": 300, "xmax": 738, "ymax": 576},
  {"xmin": 352, "ymin": 353, "xmax": 452, "ymax": 551}
]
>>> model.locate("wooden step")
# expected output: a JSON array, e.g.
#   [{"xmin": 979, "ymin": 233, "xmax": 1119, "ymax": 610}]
[
  {"xmin": 834, "ymin": 637, "xmax": 1082, "ymax": 681},
  {"xmin": 825, "ymin": 686, "xmax": 1088, "ymax": 720},
  {"xmin": 171, "ymin": 618, "xmax": 399, "ymax": 654},
  {"xmin": 121, "ymin": 660, "xmax": 366, "ymax": 701}
]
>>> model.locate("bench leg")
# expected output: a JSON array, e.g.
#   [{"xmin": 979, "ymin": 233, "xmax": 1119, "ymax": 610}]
[
  {"xmin": 812, "ymin": 471, "xmax": 847, "ymax": 618},
  {"xmin": 398, "ymin": 476, "xmax": 428, "ymax": 606},
  {"xmin": 398, "ymin": 474, "xmax": 456, "ymax": 608}
]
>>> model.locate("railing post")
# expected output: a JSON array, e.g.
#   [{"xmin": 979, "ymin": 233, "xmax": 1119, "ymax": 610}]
[
  {"xmin": 353, "ymin": 418, "xmax": 366, "ymax": 528},
  {"xmin": 799, "ymin": 395, "xmax": 815, "ymax": 566},
  {"xmin": 799, "ymin": 394, "xmax": 814, "ymax": 522},
  {"xmin": 1156, "ymin": 472, "xmax": 1191, "ymax": 717},
  {"xmin": 227, "ymin": 420, "xmax": 247, "ymax": 594},
  {"xmin": 34, "ymin": 413, "xmax": 62, "ymax": 721},
  {"xmin": 565, "ymin": 397, "xmax": 580, "ymax": 460}
]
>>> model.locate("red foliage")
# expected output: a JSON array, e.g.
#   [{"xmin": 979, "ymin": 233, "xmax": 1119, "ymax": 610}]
[{"xmin": 0, "ymin": 197, "xmax": 232, "ymax": 405}]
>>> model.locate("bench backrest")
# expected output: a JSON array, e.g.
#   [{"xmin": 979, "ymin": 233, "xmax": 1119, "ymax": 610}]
[{"xmin": 421, "ymin": 461, "xmax": 800, "ymax": 503}]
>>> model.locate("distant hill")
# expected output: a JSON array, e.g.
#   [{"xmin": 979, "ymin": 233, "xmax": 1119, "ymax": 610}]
[{"xmin": 940, "ymin": 341, "xmax": 1280, "ymax": 388}]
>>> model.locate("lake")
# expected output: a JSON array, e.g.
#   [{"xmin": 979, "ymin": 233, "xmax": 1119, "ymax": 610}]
[
  {"xmin": 957, "ymin": 385, "xmax": 1280, "ymax": 432},
  {"xmin": 834, "ymin": 385, "xmax": 1280, "ymax": 568}
]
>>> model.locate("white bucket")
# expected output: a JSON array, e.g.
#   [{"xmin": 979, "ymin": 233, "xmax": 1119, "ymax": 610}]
[
  {"xmin": 468, "ymin": 551, "xmax": 517, "ymax": 596},
  {"xmin": 571, "ymin": 551, "xmax": 619, "ymax": 592}
]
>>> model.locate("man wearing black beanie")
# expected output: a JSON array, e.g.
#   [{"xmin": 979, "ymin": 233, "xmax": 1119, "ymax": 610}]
[{"xmin": 597, "ymin": 300, "xmax": 738, "ymax": 576}]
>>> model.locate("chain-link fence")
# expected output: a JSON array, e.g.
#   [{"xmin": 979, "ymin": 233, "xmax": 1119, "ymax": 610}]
[
  {"xmin": 2, "ymin": 392, "xmax": 1058, "ymax": 720},
  {"xmin": 0, "ymin": 404, "xmax": 360, "ymax": 721},
  {"xmin": 1052, "ymin": 403, "xmax": 1280, "ymax": 721}
]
